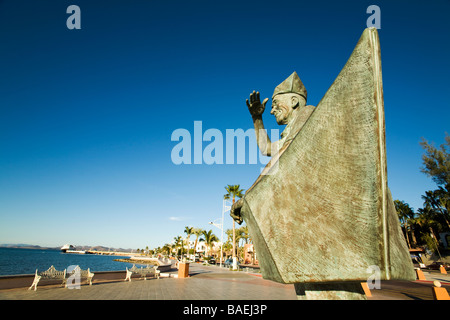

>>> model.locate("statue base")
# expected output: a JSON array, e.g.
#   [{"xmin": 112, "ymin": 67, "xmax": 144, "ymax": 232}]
[{"xmin": 294, "ymin": 282, "xmax": 367, "ymax": 300}]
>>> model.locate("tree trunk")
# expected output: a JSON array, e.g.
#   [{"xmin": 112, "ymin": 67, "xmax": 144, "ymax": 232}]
[
  {"xmin": 194, "ymin": 236, "xmax": 199, "ymax": 257},
  {"xmin": 410, "ymin": 226, "xmax": 417, "ymax": 247},
  {"xmin": 403, "ymin": 223, "xmax": 411, "ymax": 249}
]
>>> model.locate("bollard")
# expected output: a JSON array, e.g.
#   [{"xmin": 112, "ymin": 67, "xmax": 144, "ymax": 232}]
[
  {"xmin": 361, "ymin": 282, "xmax": 372, "ymax": 297},
  {"xmin": 439, "ymin": 265, "xmax": 447, "ymax": 275},
  {"xmin": 416, "ymin": 268, "xmax": 426, "ymax": 281},
  {"xmin": 432, "ymin": 281, "xmax": 450, "ymax": 300}
]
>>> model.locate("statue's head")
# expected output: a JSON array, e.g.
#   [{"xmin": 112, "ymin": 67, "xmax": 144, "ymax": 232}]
[
  {"xmin": 271, "ymin": 93, "xmax": 306, "ymax": 125},
  {"xmin": 271, "ymin": 72, "xmax": 307, "ymax": 125}
]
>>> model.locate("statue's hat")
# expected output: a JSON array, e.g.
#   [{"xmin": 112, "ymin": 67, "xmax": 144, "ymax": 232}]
[{"xmin": 272, "ymin": 71, "xmax": 307, "ymax": 101}]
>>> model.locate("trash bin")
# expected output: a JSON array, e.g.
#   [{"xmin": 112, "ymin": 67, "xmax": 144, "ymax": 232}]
[{"xmin": 178, "ymin": 262, "xmax": 189, "ymax": 278}]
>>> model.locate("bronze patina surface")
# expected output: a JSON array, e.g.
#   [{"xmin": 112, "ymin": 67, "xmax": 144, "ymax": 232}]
[{"xmin": 231, "ymin": 28, "xmax": 415, "ymax": 298}]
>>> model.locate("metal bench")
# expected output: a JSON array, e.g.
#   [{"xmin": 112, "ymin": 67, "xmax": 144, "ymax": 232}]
[
  {"xmin": 125, "ymin": 264, "xmax": 160, "ymax": 281},
  {"xmin": 64, "ymin": 265, "xmax": 95, "ymax": 287},
  {"xmin": 28, "ymin": 265, "xmax": 67, "ymax": 291}
]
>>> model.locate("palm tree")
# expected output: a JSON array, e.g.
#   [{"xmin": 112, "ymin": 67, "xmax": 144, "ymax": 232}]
[
  {"xmin": 192, "ymin": 228, "xmax": 204, "ymax": 257},
  {"xmin": 162, "ymin": 243, "xmax": 172, "ymax": 256},
  {"xmin": 236, "ymin": 225, "xmax": 250, "ymax": 247},
  {"xmin": 225, "ymin": 229, "xmax": 233, "ymax": 243},
  {"xmin": 184, "ymin": 226, "xmax": 194, "ymax": 257},
  {"xmin": 173, "ymin": 236, "xmax": 183, "ymax": 258},
  {"xmin": 222, "ymin": 241, "xmax": 233, "ymax": 260},
  {"xmin": 394, "ymin": 200, "xmax": 416, "ymax": 248},
  {"xmin": 422, "ymin": 189, "xmax": 450, "ymax": 229},
  {"xmin": 437, "ymin": 184, "xmax": 450, "ymax": 213},
  {"xmin": 224, "ymin": 184, "xmax": 244, "ymax": 269},
  {"xmin": 202, "ymin": 229, "xmax": 218, "ymax": 258}
]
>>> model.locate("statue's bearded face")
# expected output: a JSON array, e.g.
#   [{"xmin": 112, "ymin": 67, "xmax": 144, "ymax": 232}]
[{"xmin": 270, "ymin": 94, "xmax": 295, "ymax": 125}]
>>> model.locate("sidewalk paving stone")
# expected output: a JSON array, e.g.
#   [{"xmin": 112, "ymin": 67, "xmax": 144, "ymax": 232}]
[{"xmin": 1, "ymin": 264, "xmax": 449, "ymax": 300}]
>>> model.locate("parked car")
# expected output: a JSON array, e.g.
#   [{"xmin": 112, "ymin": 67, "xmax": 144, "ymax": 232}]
[
  {"xmin": 411, "ymin": 256, "xmax": 426, "ymax": 268},
  {"xmin": 208, "ymin": 257, "xmax": 216, "ymax": 264},
  {"xmin": 224, "ymin": 258, "xmax": 239, "ymax": 268},
  {"xmin": 425, "ymin": 261, "xmax": 450, "ymax": 271}
]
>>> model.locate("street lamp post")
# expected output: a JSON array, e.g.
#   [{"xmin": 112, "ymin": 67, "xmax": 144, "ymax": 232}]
[
  {"xmin": 209, "ymin": 199, "xmax": 230, "ymax": 268},
  {"xmin": 209, "ymin": 217, "xmax": 224, "ymax": 268}
]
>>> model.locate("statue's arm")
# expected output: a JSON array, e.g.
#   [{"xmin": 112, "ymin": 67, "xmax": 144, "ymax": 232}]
[
  {"xmin": 246, "ymin": 91, "xmax": 273, "ymax": 156},
  {"xmin": 230, "ymin": 198, "xmax": 244, "ymax": 225},
  {"xmin": 252, "ymin": 116, "xmax": 273, "ymax": 156}
]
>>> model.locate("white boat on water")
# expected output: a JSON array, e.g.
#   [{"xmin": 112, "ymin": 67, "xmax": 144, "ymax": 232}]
[
  {"xmin": 66, "ymin": 250, "xmax": 89, "ymax": 254},
  {"xmin": 61, "ymin": 244, "xmax": 75, "ymax": 252},
  {"xmin": 61, "ymin": 244, "xmax": 92, "ymax": 254}
]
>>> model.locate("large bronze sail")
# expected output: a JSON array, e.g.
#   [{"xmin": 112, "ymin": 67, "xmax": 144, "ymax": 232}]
[{"xmin": 237, "ymin": 28, "xmax": 415, "ymax": 284}]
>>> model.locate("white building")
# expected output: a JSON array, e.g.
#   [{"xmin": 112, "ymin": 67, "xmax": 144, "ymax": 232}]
[{"xmin": 186, "ymin": 240, "xmax": 222, "ymax": 255}]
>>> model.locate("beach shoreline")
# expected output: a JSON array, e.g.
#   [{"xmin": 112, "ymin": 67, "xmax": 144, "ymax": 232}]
[{"xmin": 113, "ymin": 258, "xmax": 159, "ymax": 265}]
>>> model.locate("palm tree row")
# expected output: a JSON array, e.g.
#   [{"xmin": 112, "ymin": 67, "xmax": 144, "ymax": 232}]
[
  {"xmin": 140, "ymin": 184, "xmax": 248, "ymax": 264},
  {"xmin": 395, "ymin": 183, "xmax": 450, "ymax": 253},
  {"xmin": 395, "ymin": 133, "xmax": 450, "ymax": 254},
  {"xmin": 149, "ymin": 227, "xmax": 219, "ymax": 259},
  {"xmin": 150, "ymin": 224, "xmax": 253, "ymax": 260}
]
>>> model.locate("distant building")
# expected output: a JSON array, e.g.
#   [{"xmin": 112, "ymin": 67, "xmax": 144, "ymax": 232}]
[
  {"xmin": 243, "ymin": 243, "xmax": 258, "ymax": 265},
  {"xmin": 186, "ymin": 240, "xmax": 222, "ymax": 256}
]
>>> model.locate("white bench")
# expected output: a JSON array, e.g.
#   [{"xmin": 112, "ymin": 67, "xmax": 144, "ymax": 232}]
[
  {"xmin": 28, "ymin": 265, "xmax": 67, "ymax": 291},
  {"xmin": 125, "ymin": 264, "xmax": 160, "ymax": 281},
  {"xmin": 64, "ymin": 265, "xmax": 95, "ymax": 287},
  {"xmin": 28, "ymin": 265, "xmax": 95, "ymax": 291}
]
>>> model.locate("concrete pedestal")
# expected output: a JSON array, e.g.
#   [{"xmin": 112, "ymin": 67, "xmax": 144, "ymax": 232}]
[{"xmin": 294, "ymin": 282, "xmax": 367, "ymax": 300}]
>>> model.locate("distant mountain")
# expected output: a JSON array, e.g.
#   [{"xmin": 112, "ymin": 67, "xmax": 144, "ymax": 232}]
[
  {"xmin": 0, "ymin": 244, "xmax": 33, "ymax": 247},
  {"xmin": 0, "ymin": 244, "xmax": 58, "ymax": 250},
  {"xmin": 75, "ymin": 245, "xmax": 135, "ymax": 253},
  {"xmin": 0, "ymin": 243, "xmax": 135, "ymax": 252}
]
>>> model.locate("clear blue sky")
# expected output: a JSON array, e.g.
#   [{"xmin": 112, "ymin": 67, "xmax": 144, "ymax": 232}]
[{"xmin": 0, "ymin": 0, "xmax": 449, "ymax": 249}]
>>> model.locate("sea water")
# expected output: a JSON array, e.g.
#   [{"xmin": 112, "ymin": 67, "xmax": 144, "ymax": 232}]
[{"xmin": 0, "ymin": 247, "xmax": 135, "ymax": 276}]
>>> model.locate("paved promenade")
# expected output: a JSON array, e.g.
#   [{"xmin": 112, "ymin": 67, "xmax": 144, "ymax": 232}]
[
  {"xmin": 0, "ymin": 264, "xmax": 449, "ymax": 300},
  {"xmin": 0, "ymin": 264, "xmax": 297, "ymax": 300}
]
